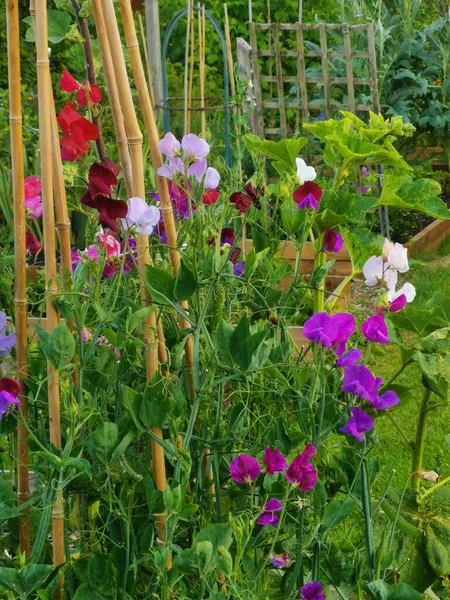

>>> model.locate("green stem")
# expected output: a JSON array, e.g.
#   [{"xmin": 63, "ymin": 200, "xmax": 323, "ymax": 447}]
[
  {"xmin": 418, "ymin": 475, "xmax": 450, "ymax": 504},
  {"xmin": 312, "ymin": 236, "xmax": 326, "ymax": 314},
  {"xmin": 361, "ymin": 458, "xmax": 375, "ymax": 581},
  {"xmin": 411, "ymin": 389, "xmax": 431, "ymax": 491},
  {"xmin": 286, "ymin": 504, "xmax": 304, "ymax": 595},
  {"xmin": 379, "ymin": 358, "xmax": 413, "ymax": 394}
]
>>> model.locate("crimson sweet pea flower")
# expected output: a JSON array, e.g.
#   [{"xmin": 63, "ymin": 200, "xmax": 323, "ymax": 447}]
[
  {"xmin": 293, "ymin": 181, "xmax": 323, "ymax": 210},
  {"xmin": 263, "ymin": 447, "xmax": 287, "ymax": 475},
  {"xmin": 229, "ymin": 191, "xmax": 252, "ymax": 214},
  {"xmin": 285, "ymin": 444, "xmax": 317, "ymax": 491},
  {"xmin": 230, "ymin": 454, "xmax": 261, "ymax": 483},
  {"xmin": 0, "ymin": 377, "xmax": 20, "ymax": 419},
  {"xmin": 323, "ymin": 228, "xmax": 343, "ymax": 253},
  {"xmin": 202, "ymin": 189, "xmax": 219, "ymax": 205},
  {"xmin": 57, "ymin": 101, "xmax": 99, "ymax": 161},
  {"xmin": 220, "ymin": 228, "xmax": 236, "ymax": 246},
  {"xmin": 60, "ymin": 70, "xmax": 102, "ymax": 107}
]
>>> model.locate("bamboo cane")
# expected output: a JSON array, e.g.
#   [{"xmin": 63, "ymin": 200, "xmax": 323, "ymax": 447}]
[
  {"xmin": 7, "ymin": 0, "xmax": 30, "ymax": 558},
  {"xmin": 34, "ymin": 0, "xmax": 65, "ymax": 585},
  {"xmin": 187, "ymin": 4, "xmax": 195, "ymax": 132},
  {"xmin": 97, "ymin": 0, "xmax": 167, "ymax": 542},
  {"xmin": 116, "ymin": 0, "xmax": 196, "ymax": 402},
  {"xmin": 184, "ymin": 0, "xmax": 191, "ymax": 135},
  {"xmin": 137, "ymin": 12, "xmax": 155, "ymax": 109},
  {"xmin": 198, "ymin": 4, "xmax": 206, "ymax": 138},
  {"xmin": 91, "ymin": 0, "xmax": 133, "ymax": 197}
]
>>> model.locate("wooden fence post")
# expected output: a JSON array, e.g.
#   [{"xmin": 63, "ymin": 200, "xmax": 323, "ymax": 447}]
[{"xmin": 145, "ymin": 0, "xmax": 163, "ymax": 108}]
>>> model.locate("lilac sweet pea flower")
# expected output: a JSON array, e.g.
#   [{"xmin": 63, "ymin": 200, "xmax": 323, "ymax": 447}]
[
  {"xmin": 230, "ymin": 454, "xmax": 261, "ymax": 483},
  {"xmin": 182, "ymin": 133, "xmax": 210, "ymax": 160},
  {"xmin": 157, "ymin": 157, "xmax": 184, "ymax": 179},
  {"xmin": 0, "ymin": 377, "xmax": 21, "ymax": 419},
  {"xmin": 285, "ymin": 444, "xmax": 317, "ymax": 491},
  {"xmin": 188, "ymin": 159, "xmax": 220, "ymax": 189},
  {"xmin": 361, "ymin": 314, "xmax": 389, "ymax": 344},
  {"xmin": 340, "ymin": 407, "xmax": 374, "ymax": 442},
  {"xmin": 263, "ymin": 447, "xmax": 287, "ymax": 475},
  {"xmin": 257, "ymin": 498, "xmax": 283, "ymax": 526},
  {"xmin": 121, "ymin": 197, "xmax": 161, "ymax": 236},
  {"xmin": 303, "ymin": 312, "xmax": 356, "ymax": 348},
  {"xmin": 270, "ymin": 553, "xmax": 292, "ymax": 569},
  {"xmin": 361, "ymin": 166, "xmax": 369, "ymax": 179},
  {"xmin": 158, "ymin": 132, "xmax": 181, "ymax": 158},
  {"xmin": 0, "ymin": 313, "xmax": 17, "ymax": 358},
  {"xmin": 336, "ymin": 348, "xmax": 362, "ymax": 368},
  {"xmin": 300, "ymin": 582, "xmax": 326, "ymax": 600},
  {"xmin": 341, "ymin": 364, "xmax": 382, "ymax": 401}
]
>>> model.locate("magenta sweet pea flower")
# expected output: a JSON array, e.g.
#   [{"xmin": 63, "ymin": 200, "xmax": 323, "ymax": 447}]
[
  {"xmin": 361, "ymin": 166, "xmax": 369, "ymax": 179},
  {"xmin": 323, "ymin": 228, "xmax": 343, "ymax": 253},
  {"xmin": 361, "ymin": 314, "xmax": 389, "ymax": 344},
  {"xmin": 300, "ymin": 581, "xmax": 326, "ymax": 600},
  {"xmin": 336, "ymin": 348, "xmax": 362, "ymax": 368},
  {"xmin": 389, "ymin": 294, "xmax": 407, "ymax": 313},
  {"xmin": 341, "ymin": 364, "xmax": 382, "ymax": 401},
  {"xmin": 303, "ymin": 312, "xmax": 356, "ymax": 348},
  {"xmin": 340, "ymin": 407, "xmax": 374, "ymax": 442},
  {"xmin": 230, "ymin": 454, "xmax": 261, "ymax": 484},
  {"xmin": 293, "ymin": 181, "xmax": 323, "ymax": 210},
  {"xmin": 257, "ymin": 498, "xmax": 282, "ymax": 526},
  {"xmin": 263, "ymin": 447, "xmax": 287, "ymax": 475},
  {"xmin": 285, "ymin": 444, "xmax": 317, "ymax": 491},
  {"xmin": 0, "ymin": 377, "xmax": 21, "ymax": 419},
  {"xmin": 0, "ymin": 313, "xmax": 17, "ymax": 358},
  {"xmin": 86, "ymin": 245, "xmax": 99, "ymax": 263},
  {"xmin": 270, "ymin": 553, "xmax": 292, "ymax": 569},
  {"xmin": 25, "ymin": 196, "xmax": 43, "ymax": 219}
]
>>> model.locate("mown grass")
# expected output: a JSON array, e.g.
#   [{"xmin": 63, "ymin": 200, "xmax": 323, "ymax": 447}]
[{"xmin": 358, "ymin": 239, "xmax": 450, "ymax": 493}]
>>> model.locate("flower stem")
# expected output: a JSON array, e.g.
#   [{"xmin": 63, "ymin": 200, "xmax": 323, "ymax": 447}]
[
  {"xmin": 379, "ymin": 358, "xmax": 413, "ymax": 394},
  {"xmin": 411, "ymin": 388, "xmax": 431, "ymax": 491},
  {"xmin": 286, "ymin": 503, "xmax": 304, "ymax": 596},
  {"xmin": 312, "ymin": 236, "xmax": 326, "ymax": 314},
  {"xmin": 361, "ymin": 458, "xmax": 375, "ymax": 581},
  {"xmin": 418, "ymin": 475, "xmax": 450, "ymax": 504}
]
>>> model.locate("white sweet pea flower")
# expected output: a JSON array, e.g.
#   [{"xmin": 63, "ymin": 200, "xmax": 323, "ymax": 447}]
[
  {"xmin": 295, "ymin": 158, "xmax": 317, "ymax": 184},
  {"xmin": 387, "ymin": 282, "xmax": 416, "ymax": 303},
  {"xmin": 121, "ymin": 197, "xmax": 161, "ymax": 236},
  {"xmin": 387, "ymin": 242, "xmax": 409, "ymax": 273},
  {"xmin": 363, "ymin": 255, "xmax": 398, "ymax": 289}
]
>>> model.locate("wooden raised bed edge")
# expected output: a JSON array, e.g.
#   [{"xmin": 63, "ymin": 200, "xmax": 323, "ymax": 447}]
[{"xmin": 406, "ymin": 219, "xmax": 450, "ymax": 256}]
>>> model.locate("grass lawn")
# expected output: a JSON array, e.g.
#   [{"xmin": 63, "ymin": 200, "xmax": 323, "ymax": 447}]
[{"xmin": 352, "ymin": 239, "xmax": 450, "ymax": 494}]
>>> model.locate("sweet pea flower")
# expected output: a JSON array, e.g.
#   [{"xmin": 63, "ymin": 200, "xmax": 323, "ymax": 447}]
[
  {"xmin": 341, "ymin": 364, "xmax": 382, "ymax": 401},
  {"xmin": 158, "ymin": 132, "xmax": 181, "ymax": 158},
  {"xmin": 229, "ymin": 191, "xmax": 253, "ymax": 213},
  {"xmin": 340, "ymin": 407, "xmax": 374, "ymax": 442},
  {"xmin": 384, "ymin": 241, "xmax": 409, "ymax": 273},
  {"xmin": 181, "ymin": 134, "xmax": 210, "ymax": 160},
  {"xmin": 230, "ymin": 454, "xmax": 261, "ymax": 483},
  {"xmin": 157, "ymin": 156, "xmax": 185, "ymax": 180},
  {"xmin": 361, "ymin": 166, "xmax": 369, "ymax": 178},
  {"xmin": 24, "ymin": 175, "xmax": 42, "ymax": 199},
  {"xmin": 303, "ymin": 312, "xmax": 356, "ymax": 348},
  {"xmin": 270, "ymin": 553, "xmax": 292, "ymax": 569},
  {"xmin": 86, "ymin": 245, "xmax": 99, "ymax": 263},
  {"xmin": 300, "ymin": 581, "xmax": 326, "ymax": 600},
  {"xmin": 24, "ymin": 176, "xmax": 43, "ymax": 219},
  {"xmin": 202, "ymin": 190, "xmax": 219, "ymax": 205},
  {"xmin": 25, "ymin": 232, "xmax": 41, "ymax": 255},
  {"xmin": 323, "ymin": 228, "xmax": 343, "ymax": 253},
  {"xmin": 0, "ymin": 313, "xmax": 16, "ymax": 358},
  {"xmin": 285, "ymin": 444, "xmax": 317, "ymax": 491},
  {"xmin": 25, "ymin": 196, "xmax": 43, "ymax": 219},
  {"xmin": 336, "ymin": 348, "xmax": 362, "ymax": 368},
  {"xmin": 293, "ymin": 181, "xmax": 323, "ymax": 210},
  {"xmin": 81, "ymin": 327, "xmax": 93, "ymax": 343},
  {"xmin": 387, "ymin": 282, "xmax": 416, "ymax": 304},
  {"xmin": 257, "ymin": 498, "xmax": 283, "ymax": 526},
  {"xmin": 60, "ymin": 70, "xmax": 102, "ymax": 107},
  {"xmin": 363, "ymin": 256, "xmax": 398, "ymax": 290},
  {"xmin": 233, "ymin": 261, "xmax": 245, "ymax": 277},
  {"xmin": 361, "ymin": 187, "xmax": 368, "ymax": 194},
  {"xmin": 121, "ymin": 197, "xmax": 161, "ymax": 236},
  {"xmin": 316, "ymin": 112, "xmax": 326, "ymax": 122},
  {"xmin": 188, "ymin": 159, "xmax": 220, "ymax": 190},
  {"xmin": 370, "ymin": 390, "xmax": 400, "ymax": 410},
  {"xmin": 57, "ymin": 101, "xmax": 99, "ymax": 161},
  {"xmin": 263, "ymin": 447, "xmax": 287, "ymax": 475},
  {"xmin": 296, "ymin": 158, "xmax": 317, "ymax": 183},
  {"xmin": 220, "ymin": 228, "xmax": 235, "ymax": 247},
  {"xmin": 389, "ymin": 294, "xmax": 407, "ymax": 313},
  {"xmin": 361, "ymin": 314, "xmax": 389, "ymax": 344},
  {"xmin": 0, "ymin": 378, "xmax": 21, "ymax": 419}
]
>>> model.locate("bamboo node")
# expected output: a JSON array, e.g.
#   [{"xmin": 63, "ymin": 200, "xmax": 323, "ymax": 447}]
[
  {"xmin": 14, "ymin": 298, "xmax": 27, "ymax": 306},
  {"xmin": 36, "ymin": 60, "xmax": 50, "ymax": 66},
  {"xmin": 56, "ymin": 221, "xmax": 71, "ymax": 231},
  {"xmin": 126, "ymin": 42, "xmax": 140, "ymax": 49},
  {"xmin": 127, "ymin": 135, "xmax": 143, "ymax": 145},
  {"xmin": 9, "ymin": 116, "xmax": 23, "ymax": 121}
]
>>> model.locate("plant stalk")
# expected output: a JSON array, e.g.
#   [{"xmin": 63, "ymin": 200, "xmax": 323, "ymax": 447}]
[{"xmin": 411, "ymin": 388, "xmax": 431, "ymax": 491}]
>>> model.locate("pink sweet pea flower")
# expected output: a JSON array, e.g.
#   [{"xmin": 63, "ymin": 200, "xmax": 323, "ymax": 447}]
[
  {"xmin": 285, "ymin": 444, "xmax": 317, "ymax": 491},
  {"xmin": 25, "ymin": 196, "xmax": 43, "ymax": 219},
  {"xmin": 230, "ymin": 454, "xmax": 261, "ymax": 484},
  {"xmin": 86, "ymin": 245, "xmax": 99, "ymax": 263},
  {"xmin": 24, "ymin": 175, "xmax": 42, "ymax": 199}
]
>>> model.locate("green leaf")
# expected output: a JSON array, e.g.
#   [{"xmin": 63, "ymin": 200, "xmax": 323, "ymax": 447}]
[
  {"xmin": 174, "ymin": 261, "xmax": 197, "ymax": 301},
  {"xmin": 113, "ymin": 307, "xmax": 131, "ymax": 332},
  {"xmin": 244, "ymin": 247, "xmax": 270, "ymax": 279},
  {"xmin": 216, "ymin": 320, "xmax": 234, "ymax": 367},
  {"xmin": 73, "ymin": 584, "xmax": 102, "ymax": 600},
  {"xmin": 192, "ymin": 523, "xmax": 233, "ymax": 572},
  {"xmin": 425, "ymin": 524, "xmax": 450, "ymax": 575},
  {"xmin": 140, "ymin": 372, "xmax": 169, "ymax": 428},
  {"xmin": 0, "ymin": 567, "xmax": 22, "ymax": 593},
  {"xmin": 310, "ymin": 259, "xmax": 336, "ymax": 288},
  {"xmin": 128, "ymin": 307, "xmax": 157, "ymax": 334},
  {"xmin": 367, "ymin": 580, "xmax": 391, "ymax": 600},
  {"xmin": 234, "ymin": 330, "xmax": 268, "ymax": 370},
  {"xmin": 322, "ymin": 498, "xmax": 357, "ymax": 531},
  {"xmin": 196, "ymin": 541, "xmax": 214, "ymax": 574},
  {"xmin": 316, "ymin": 190, "xmax": 378, "ymax": 231},
  {"xmin": 378, "ymin": 173, "xmax": 450, "ymax": 220},
  {"xmin": 21, "ymin": 564, "xmax": 55, "ymax": 595},
  {"xmin": 389, "ymin": 583, "xmax": 423, "ymax": 600},
  {"xmin": 33, "ymin": 323, "xmax": 50, "ymax": 359},
  {"xmin": 242, "ymin": 135, "xmax": 308, "ymax": 175},
  {"xmin": 87, "ymin": 553, "xmax": 112, "ymax": 596},
  {"xmin": 281, "ymin": 198, "xmax": 306, "ymax": 236},
  {"xmin": 340, "ymin": 228, "xmax": 383, "ymax": 274},
  {"xmin": 24, "ymin": 10, "xmax": 72, "ymax": 44},
  {"xmin": 230, "ymin": 316, "xmax": 251, "ymax": 349},
  {"xmin": 47, "ymin": 321, "xmax": 76, "ymax": 369},
  {"xmin": 145, "ymin": 265, "xmax": 176, "ymax": 305},
  {"xmin": 87, "ymin": 422, "xmax": 119, "ymax": 465}
]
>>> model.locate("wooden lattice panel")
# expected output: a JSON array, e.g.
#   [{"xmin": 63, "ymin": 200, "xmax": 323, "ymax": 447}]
[{"xmin": 247, "ymin": 22, "xmax": 381, "ymax": 139}]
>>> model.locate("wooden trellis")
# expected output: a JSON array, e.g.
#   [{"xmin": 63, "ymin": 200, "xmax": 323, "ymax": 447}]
[{"xmin": 239, "ymin": 22, "xmax": 380, "ymax": 138}]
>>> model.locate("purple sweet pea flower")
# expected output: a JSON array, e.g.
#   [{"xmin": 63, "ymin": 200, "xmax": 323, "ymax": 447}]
[
  {"xmin": 264, "ymin": 498, "xmax": 283, "ymax": 511},
  {"xmin": 340, "ymin": 407, "xmax": 374, "ymax": 442},
  {"xmin": 233, "ymin": 261, "xmax": 245, "ymax": 277},
  {"xmin": 230, "ymin": 454, "xmax": 261, "ymax": 483},
  {"xmin": 341, "ymin": 364, "xmax": 382, "ymax": 401},
  {"xmin": 361, "ymin": 187, "xmax": 368, "ymax": 194},
  {"xmin": 303, "ymin": 312, "xmax": 356, "ymax": 348},
  {"xmin": 300, "ymin": 581, "xmax": 326, "ymax": 600},
  {"xmin": 270, "ymin": 553, "xmax": 292, "ymax": 569},
  {"xmin": 285, "ymin": 444, "xmax": 317, "ymax": 491},
  {"xmin": 323, "ymin": 228, "xmax": 343, "ymax": 253},
  {"xmin": 361, "ymin": 314, "xmax": 389, "ymax": 344},
  {"xmin": 0, "ymin": 378, "xmax": 21, "ymax": 419},
  {"xmin": 263, "ymin": 447, "xmax": 287, "ymax": 475},
  {"xmin": 370, "ymin": 390, "xmax": 400, "ymax": 410},
  {"xmin": 316, "ymin": 112, "xmax": 326, "ymax": 122},
  {"xmin": 361, "ymin": 166, "xmax": 369, "ymax": 178},
  {"xmin": 389, "ymin": 294, "xmax": 407, "ymax": 313},
  {"xmin": 336, "ymin": 348, "xmax": 362, "ymax": 368},
  {"xmin": 257, "ymin": 512, "xmax": 279, "ymax": 526},
  {"xmin": 0, "ymin": 313, "xmax": 17, "ymax": 358}
]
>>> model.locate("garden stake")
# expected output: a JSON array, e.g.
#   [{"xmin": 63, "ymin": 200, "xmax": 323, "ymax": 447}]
[
  {"xmin": 98, "ymin": 0, "xmax": 168, "ymax": 543},
  {"xmin": 116, "ymin": 0, "xmax": 196, "ymax": 402},
  {"xmin": 34, "ymin": 0, "xmax": 65, "ymax": 587},
  {"xmin": 7, "ymin": 0, "xmax": 30, "ymax": 557},
  {"xmin": 187, "ymin": 3, "xmax": 195, "ymax": 132},
  {"xmin": 184, "ymin": 0, "xmax": 191, "ymax": 135},
  {"xmin": 91, "ymin": 0, "xmax": 132, "ymax": 197},
  {"xmin": 137, "ymin": 12, "xmax": 155, "ymax": 109},
  {"xmin": 200, "ymin": 5, "xmax": 206, "ymax": 138}
]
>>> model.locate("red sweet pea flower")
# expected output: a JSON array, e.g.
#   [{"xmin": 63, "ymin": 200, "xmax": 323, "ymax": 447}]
[
  {"xmin": 60, "ymin": 70, "xmax": 102, "ymax": 107},
  {"xmin": 81, "ymin": 159, "xmax": 127, "ymax": 231},
  {"xmin": 202, "ymin": 189, "xmax": 219, "ymax": 205},
  {"xmin": 229, "ymin": 191, "xmax": 252, "ymax": 214},
  {"xmin": 57, "ymin": 101, "xmax": 99, "ymax": 161}
]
